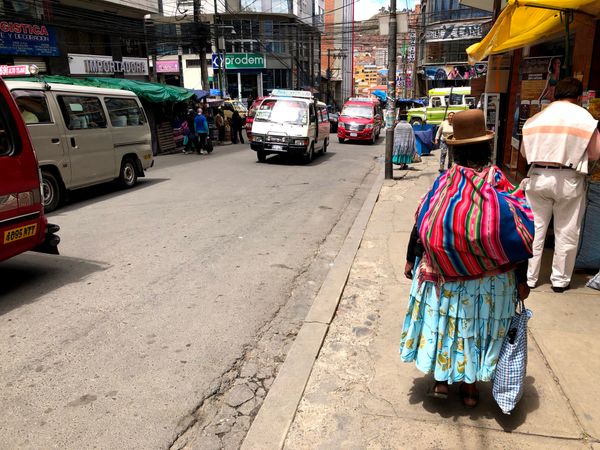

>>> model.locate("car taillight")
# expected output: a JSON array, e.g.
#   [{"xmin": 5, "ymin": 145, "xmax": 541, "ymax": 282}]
[{"xmin": 17, "ymin": 191, "xmax": 35, "ymax": 207}]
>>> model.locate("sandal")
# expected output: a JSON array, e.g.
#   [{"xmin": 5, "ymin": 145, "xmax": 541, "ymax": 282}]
[
  {"xmin": 427, "ymin": 381, "xmax": 449, "ymax": 400},
  {"xmin": 459, "ymin": 382, "xmax": 479, "ymax": 408}
]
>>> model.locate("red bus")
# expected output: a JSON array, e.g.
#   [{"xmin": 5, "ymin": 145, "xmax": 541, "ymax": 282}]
[{"xmin": 0, "ymin": 77, "xmax": 59, "ymax": 262}]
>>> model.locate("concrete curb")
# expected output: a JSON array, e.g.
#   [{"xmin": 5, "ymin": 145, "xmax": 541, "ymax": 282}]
[{"xmin": 241, "ymin": 164, "xmax": 384, "ymax": 450}]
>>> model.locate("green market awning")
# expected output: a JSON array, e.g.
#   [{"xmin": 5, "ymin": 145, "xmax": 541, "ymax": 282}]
[{"xmin": 7, "ymin": 75, "xmax": 195, "ymax": 103}]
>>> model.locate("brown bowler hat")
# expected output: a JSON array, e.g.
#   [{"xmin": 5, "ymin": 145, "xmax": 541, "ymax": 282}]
[{"xmin": 445, "ymin": 109, "xmax": 494, "ymax": 145}]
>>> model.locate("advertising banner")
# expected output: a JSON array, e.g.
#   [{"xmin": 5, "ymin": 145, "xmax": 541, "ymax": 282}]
[
  {"xmin": 511, "ymin": 56, "xmax": 562, "ymax": 150},
  {"xmin": 0, "ymin": 65, "xmax": 29, "ymax": 76},
  {"xmin": 156, "ymin": 60, "xmax": 180, "ymax": 73},
  {"xmin": 424, "ymin": 63, "xmax": 487, "ymax": 80},
  {"xmin": 0, "ymin": 21, "xmax": 59, "ymax": 56},
  {"xmin": 425, "ymin": 21, "xmax": 484, "ymax": 42}
]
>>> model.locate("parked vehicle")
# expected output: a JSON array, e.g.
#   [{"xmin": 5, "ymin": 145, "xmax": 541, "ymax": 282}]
[
  {"xmin": 327, "ymin": 105, "xmax": 339, "ymax": 132},
  {"xmin": 222, "ymin": 99, "xmax": 248, "ymax": 123},
  {"xmin": 245, "ymin": 96, "xmax": 267, "ymax": 139},
  {"xmin": 337, "ymin": 98, "xmax": 383, "ymax": 144},
  {"xmin": 6, "ymin": 80, "xmax": 154, "ymax": 212},
  {"xmin": 407, "ymin": 87, "xmax": 475, "ymax": 125},
  {"xmin": 396, "ymin": 98, "xmax": 425, "ymax": 121},
  {"xmin": 0, "ymin": 77, "xmax": 60, "ymax": 262},
  {"xmin": 249, "ymin": 89, "xmax": 330, "ymax": 163}
]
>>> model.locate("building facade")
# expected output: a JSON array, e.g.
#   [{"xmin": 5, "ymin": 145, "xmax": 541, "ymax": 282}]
[
  {"xmin": 416, "ymin": 0, "xmax": 491, "ymax": 93},
  {"xmin": 0, "ymin": 0, "xmax": 158, "ymax": 79},
  {"xmin": 161, "ymin": 0, "xmax": 323, "ymax": 98}
]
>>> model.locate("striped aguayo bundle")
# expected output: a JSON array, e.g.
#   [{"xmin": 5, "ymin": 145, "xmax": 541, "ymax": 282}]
[{"xmin": 416, "ymin": 165, "xmax": 534, "ymax": 281}]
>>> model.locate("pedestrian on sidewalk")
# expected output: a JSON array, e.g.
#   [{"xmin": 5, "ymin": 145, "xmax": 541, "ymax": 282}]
[
  {"xmin": 521, "ymin": 77, "xmax": 600, "ymax": 292},
  {"xmin": 215, "ymin": 108, "xmax": 225, "ymax": 144},
  {"xmin": 182, "ymin": 109, "xmax": 198, "ymax": 154},
  {"xmin": 392, "ymin": 114, "xmax": 417, "ymax": 170},
  {"xmin": 400, "ymin": 110, "xmax": 534, "ymax": 408},
  {"xmin": 194, "ymin": 108, "xmax": 209, "ymax": 154},
  {"xmin": 435, "ymin": 112, "xmax": 455, "ymax": 172},
  {"xmin": 230, "ymin": 110, "xmax": 245, "ymax": 144}
]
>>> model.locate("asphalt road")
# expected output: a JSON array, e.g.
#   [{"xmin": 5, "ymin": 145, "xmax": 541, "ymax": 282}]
[{"xmin": 0, "ymin": 138, "xmax": 382, "ymax": 449}]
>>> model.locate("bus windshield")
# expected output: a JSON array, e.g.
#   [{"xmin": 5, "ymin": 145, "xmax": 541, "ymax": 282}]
[
  {"xmin": 254, "ymin": 99, "xmax": 308, "ymax": 126},
  {"xmin": 340, "ymin": 104, "xmax": 373, "ymax": 119}
]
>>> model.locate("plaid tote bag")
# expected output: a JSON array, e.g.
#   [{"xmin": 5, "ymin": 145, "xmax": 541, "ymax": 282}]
[{"xmin": 493, "ymin": 299, "xmax": 532, "ymax": 414}]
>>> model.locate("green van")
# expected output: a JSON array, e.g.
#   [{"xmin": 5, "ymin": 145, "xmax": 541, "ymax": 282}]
[{"xmin": 407, "ymin": 87, "xmax": 476, "ymax": 125}]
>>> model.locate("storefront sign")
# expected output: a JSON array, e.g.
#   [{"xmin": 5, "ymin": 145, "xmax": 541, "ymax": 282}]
[
  {"xmin": 0, "ymin": 65, "xmax": 29, "ymax": 76},
  {"xmin": 211, "ymin": 53, "xmax": 266, "ymax": 70},
  {"xmin": 425, "ymin": 22, "xmax": 484, "ymax": 42},
  {"xmin": 0, "ymin": 21, "xmax": 59, "ymax": 56},
  {"xmin": 68, "ymin": 54, "xmax": 149, "ymax": 76},
  {"xmin": 156, "ymin": 60, "xmax": 180, "ymax": 73}
]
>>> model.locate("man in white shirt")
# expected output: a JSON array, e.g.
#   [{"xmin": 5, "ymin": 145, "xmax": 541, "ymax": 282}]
[{"xmin": 521, "ymin": 78, "xmax": 600, "ymax": 292}]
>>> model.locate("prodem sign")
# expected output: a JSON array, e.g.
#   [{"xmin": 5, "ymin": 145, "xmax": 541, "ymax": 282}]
[{"xmin": 212, "ymin": 53, "xmax": 265, "ymax": 70}]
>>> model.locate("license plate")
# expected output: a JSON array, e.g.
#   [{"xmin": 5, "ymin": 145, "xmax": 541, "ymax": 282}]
[
  {"xmin": 350, "ymin": 133, "xmax": 358, "ymax": 137},
  {"xmin": 3, "ymin": 224, "xmax": 37, "ymax": 244},
  {"xmin": 272, "ymin": 144, "xmax": 283, "ymax": 151}
]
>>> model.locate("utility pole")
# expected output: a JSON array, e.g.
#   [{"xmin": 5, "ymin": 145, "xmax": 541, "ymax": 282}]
[
  {"xmin": 212, "ymin": 0, "xmax": 223, "ymax": 96},
  {"xmin": 384, "ymin": 0, "xmax": 397, "ymax": 180},
  {"xmin": 193, "ymin": 0, "xmax": 209, "ymax": 91},
  {"xmin": 327, "ymin": 48, "xmax": 331, "ymax": 105}
]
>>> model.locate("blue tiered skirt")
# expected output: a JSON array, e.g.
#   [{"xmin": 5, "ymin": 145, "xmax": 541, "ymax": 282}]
[{"xmin": 399, "ymin": 264, "xmax": 516, "ymax": 384}]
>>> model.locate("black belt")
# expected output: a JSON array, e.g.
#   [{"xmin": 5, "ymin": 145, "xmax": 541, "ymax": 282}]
[{"xmin": 532, "ymin": 164, "xmax": 572, "ymax": 170}]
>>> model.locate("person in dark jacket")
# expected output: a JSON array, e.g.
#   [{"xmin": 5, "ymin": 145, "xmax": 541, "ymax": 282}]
[
  {"xmin": 183, "ymin": 109, "xmax": 198, "ymax": 153},
  {"xmin": 230, "ymin": 110, "xmax": 245, "ymax": 144}
]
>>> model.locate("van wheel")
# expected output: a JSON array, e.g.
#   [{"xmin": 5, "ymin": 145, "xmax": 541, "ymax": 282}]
[
  {"xmin": 119, "ymin": 157, "xmax": 138, "ymax": 188},
  {"xmin": 257, "ymin": 151, "xmax": 267, "ymax": 162},
  {"xmin": 304, "ymin": 145, "xmax": 314, "ymax": 164},
  {"xmin": 41, "ymin": 170, "xmax": 61, "ymax": 213},
  {"xmin": 338, "ymin": 137, "xmax": 344, "ymax": 144}
]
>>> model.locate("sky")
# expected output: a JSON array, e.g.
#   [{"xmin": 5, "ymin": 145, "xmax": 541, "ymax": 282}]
[{"xmin": 354, "ymin": 0, "xmax": 416, "ymax": 21}]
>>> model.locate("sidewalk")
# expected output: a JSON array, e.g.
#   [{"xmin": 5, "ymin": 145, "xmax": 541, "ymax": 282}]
[{"xmin": 243, "ymin": 152, "xmax": 600, "ymax": 449}]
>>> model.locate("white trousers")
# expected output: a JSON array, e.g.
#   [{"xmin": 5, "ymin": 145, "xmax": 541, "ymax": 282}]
[{"xmin": 525, "ymin": 168, "xmax": 587, "ymax": 288}]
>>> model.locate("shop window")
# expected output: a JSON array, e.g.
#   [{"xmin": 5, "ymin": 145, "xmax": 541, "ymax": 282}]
[
  {"xmin": 11, "ymin": 90, "xmax": 52, "ymax": 124},
  {"xmin": 105, "ymin": 97, "xmax": 146, "ymax": 127},
  {"xmin": 0, "ymin": 95, "xmax": 17, "ymax": 156},
  {"xmin": 58, "ymin": 96, "xmax": 107, "ymax": 130},
  {"xmin": 272, "ymin": 0, "xmax": 289, "ymax": 13}
]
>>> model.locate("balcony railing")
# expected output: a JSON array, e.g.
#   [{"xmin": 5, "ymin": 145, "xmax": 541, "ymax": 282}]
[{"xmin": 425, "ymin": 7, "xmax": 491, "ymax": 25}]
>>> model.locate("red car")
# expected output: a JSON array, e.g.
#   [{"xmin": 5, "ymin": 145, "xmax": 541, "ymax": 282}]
[
  {"xmin": 245, "ymin": 96, "xmax": 267, "ymax": 139},
  {"xmin": 0, "ymin": 75, "xmax": 59, "ymax": 261},
  {"xmin": 337, "ymin": 98, "xmax": 383, "ymax": 144}
]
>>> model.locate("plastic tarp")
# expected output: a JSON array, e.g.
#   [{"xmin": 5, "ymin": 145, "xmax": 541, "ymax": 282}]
[
  {"xmin": 412, "ymin": 123, "xmax": 435, "ymax": 156},
  {"xmin": 467, "ymin": 0, "xmax": 600, "ymax": 64},
  {"xmin": 8, "ymin": 75, "xmax": 195, "ymax": 103},
  {"xmin": 372, "ymin": 90, "xmax": 387, "ymax": 102}
]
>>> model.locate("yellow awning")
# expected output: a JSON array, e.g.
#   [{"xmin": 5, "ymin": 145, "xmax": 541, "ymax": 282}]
[{"xmin": 467, "ymin": 0, "xmax": 600, "ymax": 64}]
